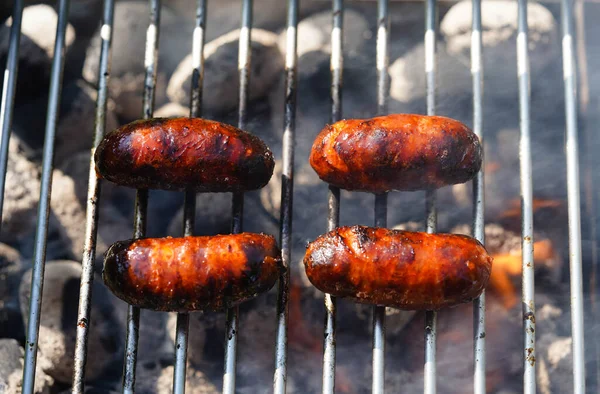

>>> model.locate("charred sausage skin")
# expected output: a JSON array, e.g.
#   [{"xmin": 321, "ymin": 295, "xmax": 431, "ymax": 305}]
[
  {"xmin": 309, "ymin": 114, "xmax": 482, "ymax": 192},
  {"xmin": 103, "ymin": 233, "xmax": 282, "ymax": 312},
  {"xmin": 95, "ymin": 117, "xmax": 275, "ymax": 192},
  {"xmin": 304, "ymin": 226, "xmax": 492, "ymax": 310}
]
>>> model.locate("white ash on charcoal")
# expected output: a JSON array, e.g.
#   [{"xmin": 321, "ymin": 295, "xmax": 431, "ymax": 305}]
[
  {"xmin": 164, "ymin": 0, "xmax": 326, "ymax": 43},
  {"xmin": 389, "ymin": 42, "xmax": 472, "ymax": 122},
  {"xmin": 279, "ymin": 8, "xmax": 370, "ymax": 58},
  {"xmin": 50, "ymin": 151, "xmax": 133, "ymax": 264},
  {"xmin": 7, "ymin": 5, "xmax": 76, "ymax": 59},
  {"xmin": 0, "ymin": 137, "xmax": 40, "ymax": 243},
  {"xmin": 0, "ymin": 338, "xmax": 53, "ymax": 394},
  {"xmin": 154, "ymin": 102, "xmax": 189, "ymax": 119},
  {"xmin": 1, "ymin": 3, "xmax": 95, "ymax": 105},
  {"xmin": 134, "ymin": 359, "xmax": 219, "ymax": 394},
  {"xmin": 441, "ymin": 0, "xmax": 558, "ymax": 103},
  {"xmin": 0, "ymin": 243, "xmax": 25, "ymax": 341},
  {"xmin": 58, "ymin": 388, "xmax": 119, "ymax": 394},
  {"xmin": 83, "ymin": 1, "xmax": 190, "ymax": 123},
  {"xmin": 155, "ymin": 364, "xmax": 219, "ymax": 394},
  {"xmin": 18, "ymin": 261, "xmax": 124, "ymax": 384},
  {"xmin": 167, "ymin": 28, "xmax": 283, "ymax": 118},
  {"xmin": 11, "ymin": 79, "xmax": 119, "ymax": 167}
]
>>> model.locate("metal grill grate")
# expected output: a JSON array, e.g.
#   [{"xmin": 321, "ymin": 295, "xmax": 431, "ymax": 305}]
[{"xmin": 0, "ymin": 0, "xmax": 592, "ymax": 393}]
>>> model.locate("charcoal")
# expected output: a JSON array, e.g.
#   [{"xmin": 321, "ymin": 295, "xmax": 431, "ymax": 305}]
[
  {"xmin": 50, "ymin": 151, "xmax": 132, "ymax": 264},
  {"xmin": 0, "ymin": 243, "xmax": 25, "ymax": 341},
  {"xmin": 441, "ymin": 0, "xmax": 559, "ymax": 103},
  {"xmin": 83, "ymin": 1, "xmax": 190, "ymax": 123},
  {"xmin": 12, "ymin": 79, "xmax": 119, "ymax": 166},
  {"xmin": 19, "ymin": 261, "xmax": 124, "ymax": 384},
  {"xmin": 0, "ymin": 338, "xmax": 53, "ymax": 394},
  {"xmin": 0, "ymin": 137, "xmax": 40, "ymax": 243},
  {"xmin": 167, "ymin": 28, "xmax": 283, "ymax": 117}
]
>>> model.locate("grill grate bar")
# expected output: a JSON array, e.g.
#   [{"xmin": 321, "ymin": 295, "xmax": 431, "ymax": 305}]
[
  {"xmin": 0, "ymin": 0, "xmax": 23, "ymax": 230},
  {"xmin": 560, "ymin": 0, "xmax": 586, "ymax": 392},
  {"xmin": 21, "ymin": 0, "xmax": 71, "ymax": 392},
  {"xmin": 223, "ymin": 1, "xmax": 253, "ymax": 391},
  {"xmin": 372, "ymin": 0, "xmax": 390, "ymax": 392},
  {"xmin": 322, "ymin": 0, "xmax": 344, "ymax": 392},
  {"xmin": 470, "ymin": 0, "xmax": 486, "ymax": 392},
  {"xmin": 516, "ymin": 0, "xmax": 536, "ymax": 392},
  {"xmin": 423, "ymin": 0, "xmax": 438, "ymax": 392},
  {"xmin": 71, "ymin": 0, "xmax": 116, "ymax": 391},
  {"xmin": 172, "ymin": 1, "xmax": 208, "ymax": 393},
  {"xmin": 273, "ymin": 0, "xmax": 298, "ymax": 392},
  {"xmin": 372, "ymin": 194, "xmax": 387, "ymax": 393},
  {"xmin": 121, "ymin": 0, "xmax": 162, "ymax": 391}
]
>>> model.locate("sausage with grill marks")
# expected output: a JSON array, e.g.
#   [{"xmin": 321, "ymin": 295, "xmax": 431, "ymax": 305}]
[
  {"xmin": 103, "ymin": 233, "xmax": 282, "ymax": 312},
  {"xmin": 309, "ymin": 114, "xmax": 482, "ymax": 193},
  {"xmin": 303, "ymin": 226, "xmax": 492, "ymax": 310},
  {"xmin": 95, "ymin": 117, "xmax": 275, "ymax": 192}
]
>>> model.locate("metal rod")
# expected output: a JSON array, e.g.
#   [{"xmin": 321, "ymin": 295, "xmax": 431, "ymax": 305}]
[
  {"xmin": 172, "ymin": 2, "xmax": 207, "ymax": 393},
  {"xmin": 470, "ymin": 0, "xmax": 486, "ymax": 392},
  {"xmin": 223, "ymin": 2, "xmax": 252, "ymax": 392},
  {"xmin": 372, "ymin": 1, "xmax": 389, "ymax": 392},
  {"xmin": 0, "ymin": 0, "xmax": 23, "ymax": 231},
  {"xmin": 322, "ymin": 1, "xmax": 343, "ymax": 392},
  {"xmin": 21, "ymin": 1, "xmax": 71, "ymax": 392},
  {"xmin": 172, "ymin": 311, "xmax": 190, "ymax": 394},
  {"xmin": 273, "ymin": 0, "xmax": 298, "ymax": 393},
  {"xmin": 516, "ymin": 0, "xmax": 536, "ymax": 392},
  {"xmin": 122, "ymin": 1, "xmax": 161, "ymax": 392},
  {"xmin": 573, "ymin": 0, "xmax": 598, "ymax": 388},
  {"xmin": 372, "ymin": 194, "xmax": 387, "ymax": 394},
  {"xmin": 322, "ymin": 186, "xmax": 339, "ymax": 394},
  {"xmin": 71, "ymin": 0, "xmax": 115, "ymax": 392},
  {"xmin": 223, "ymin": 195, "xmax": 243, "ymax": 394},
  {"xmin": 424, "ymin": 0, "xmax": 437, "ymax": 393},
  {"xmin": 560, "ymin": 0, "xmax": 586, "ymax": 392}
]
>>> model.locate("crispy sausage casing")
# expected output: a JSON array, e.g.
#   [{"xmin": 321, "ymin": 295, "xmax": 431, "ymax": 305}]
[
  {"xmin": 309, "ymin": 114, "xmax": 482, "ymax": 192},
  {"xmin": 95, "ymin": 117, "xmax": 275, "ymax": 192},
  {"xmin": 304, "ymin": 226, "xmax": 492, "ymax": 310},
  {"xmin": 103, "ymin": 233, "xmax": 282, "ymax": 312}
]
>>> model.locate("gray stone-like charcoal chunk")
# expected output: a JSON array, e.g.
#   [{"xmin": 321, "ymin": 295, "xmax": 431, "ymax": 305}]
[
  {"xmin": 83, "ymin": 1, "xmax": 189, "ymax": 122},
  {"xmin": 12, "ymin": 80, "xmax": 119, "ymax": 166},
  {"xmin": 50, "ymin": 151, "xmax": 133, "ymax": 263},
  {"xmin": 0, "ymin": 338, "xmax": 53, "ymax": 394},
  {"xmin": 440, "ymin": 0, "xmax": 558, "ymax": 100},
  {"xmin": 19, "ymin": 261, "xmax": 123, "ymax": 384},
  {"xmin": 1, "ymin": 138, "xmax": 40, "ymax": 243},
  {"xmin": 167, "ymin": 28, "xmax": 283, "ymax": 116},
  {"xmin": 0, "ymin": 243, "xmax": 25, "ymax": 340}
]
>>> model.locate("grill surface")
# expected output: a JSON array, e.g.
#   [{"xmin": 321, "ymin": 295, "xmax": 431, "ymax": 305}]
[{"xmin": 0, "ymin": 0, "xmax": 592, "ymax": 393}]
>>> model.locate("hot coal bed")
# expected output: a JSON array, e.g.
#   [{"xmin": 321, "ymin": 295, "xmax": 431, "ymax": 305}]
[{"xmin": 0, "ymin": 0, "xmax": 599, "ymax": 393}]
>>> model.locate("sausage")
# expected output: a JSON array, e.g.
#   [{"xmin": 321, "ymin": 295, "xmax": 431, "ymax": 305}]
[
  {"xmin": 303, "ymin": 226, "xmax": 492, "ymax": 310},
  {"xmin": 103, "ymin": 233, "xmax": 282, "ymax": 312},
  {"xmin": 95, "ymin": 117, "xmax": 275, "ymax": 192},
  {"xmin": 309, "ymin": 114, "xmax": 482, "ymax": 192}
]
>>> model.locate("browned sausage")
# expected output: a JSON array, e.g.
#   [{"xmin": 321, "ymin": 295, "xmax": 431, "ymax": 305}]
[
  {"xmin": 303, "ymin": 226, "xmax": 492, "ymax": 310},
  {"xmin": 103, "ymin": 233, "xmax": 282, "ymax": 312},
  {"xmin": 309, "ymin": 114, "xmax": 482, "ymax": 192},
  {"xmin": 95, "ymin": 117, "xmax": 275, "ymax": 192}
]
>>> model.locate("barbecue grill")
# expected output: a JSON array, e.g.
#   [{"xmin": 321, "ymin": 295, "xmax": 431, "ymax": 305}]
[{"xmin": 0, "ymin": 0, "xmax": 595, "ymax": 393}]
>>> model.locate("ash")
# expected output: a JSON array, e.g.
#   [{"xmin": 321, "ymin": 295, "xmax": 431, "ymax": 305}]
[{"xmin": 1, "ymin": 0, "xmax": 600, "ymax": 393}]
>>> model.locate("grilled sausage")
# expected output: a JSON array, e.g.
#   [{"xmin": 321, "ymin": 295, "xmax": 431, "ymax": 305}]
[
  {"xmin": 303, "ymin": 226, "xmax": 492, "ymax": 310},
  {"xmin": 309, "ymin": 114, "xmax": 482, "ymax": 192},
  {"xmin": 95, "ymin": 117, "xmax": 275, "ymax": 192},
  {"xmin": 103, "ymin": 233, "xmax": 282, "ymax": 312}
]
